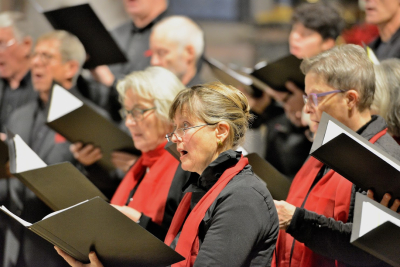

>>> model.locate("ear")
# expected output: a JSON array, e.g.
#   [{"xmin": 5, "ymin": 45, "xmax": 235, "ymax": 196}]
[
  {"xmin": 215, "ymin": 121, "xmax": 230, "ymax": 144},
  {"xmin": 184, "ymin": 44, "xmax": 196, "ymax": 64},
  {"xmin": 345, "ymin": 89, "xmax": 359, "ymax": 110},
  {"xmin": 64, "ymin": 60, "xmax": 80, "ymax": 80},
  {"xmin": 321, "ymin": 38, "xmax": 335, "ymax": 52}
]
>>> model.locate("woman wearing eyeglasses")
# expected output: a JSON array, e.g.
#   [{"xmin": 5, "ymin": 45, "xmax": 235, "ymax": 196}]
[
  {"xmin": 57, "ymin": 81, "xmax": 279, "ymax": 267},
  {"xmin": 273, "ymin": 45, "xmax": 400, "ymax": 267}
]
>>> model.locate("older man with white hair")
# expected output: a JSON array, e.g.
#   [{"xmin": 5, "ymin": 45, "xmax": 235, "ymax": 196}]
[
  {"xmin": 3, "ymin": 30, "xmax": 111, "ymax": 267},
  {"xmin": 150, "ymin": 15, "xmax": 205, "ymax": 86},
  {"xmin": 0, "ymin": 11, "xmax": 37, "ymax": 132}
]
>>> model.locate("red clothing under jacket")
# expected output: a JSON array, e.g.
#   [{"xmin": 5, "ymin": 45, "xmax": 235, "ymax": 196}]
[
  {"xmin": 273, "ymin": 129, "xmax": 386, "ymax": 267},
  {"xmin": 111, "ymin": 141, "xmax": 180, "ymax": 225}
]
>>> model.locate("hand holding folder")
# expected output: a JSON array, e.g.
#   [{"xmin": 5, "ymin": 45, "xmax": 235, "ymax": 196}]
[
  {"xmin": 0, "ymin": 197, "xmax": 184, "ymax": 267},
  {"xmin": 6, "ymin": 130, "xmax": 108, "ymax": 211}
]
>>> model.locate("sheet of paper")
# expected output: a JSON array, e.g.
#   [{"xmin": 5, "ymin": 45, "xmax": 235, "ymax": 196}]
[
  {"xmin": 0, "ymin": 205, "xmax": 32, "ymax": 227},
  {"xmin": 359, "ymin": 202, "xmax": 400, "ymax": 237},
  {"xmin": 14, "ymin": 135, "xmax": 47, "ymax": 173},
  {"xmin": 323, "ymin": 121, "xmax": 400, "ymax": 172},
  {"xmin": 42, "ymin": 199, "xmax": 89, "ymax": 220},
  {"xmin": 47, "ymin": 84, "xmax": 83, "ymax": 122}
]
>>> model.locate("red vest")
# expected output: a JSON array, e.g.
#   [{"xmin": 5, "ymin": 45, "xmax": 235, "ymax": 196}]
[
  {"xmin": 111, "ymin": 141, "xmax": 179, "ymax": 225},
  {"xmin": 273, "ymin": 129, "xmax": 387, "ymax": 267}
]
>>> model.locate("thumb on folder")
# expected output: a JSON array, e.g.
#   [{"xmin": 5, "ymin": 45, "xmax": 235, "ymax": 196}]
[{"xmin": 55, "ymin": 246, "xmax": 104, "ymax": 267}]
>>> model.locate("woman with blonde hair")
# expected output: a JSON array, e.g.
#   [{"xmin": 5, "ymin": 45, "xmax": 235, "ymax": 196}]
[{"xmin": 57, "ymin": 81, "xmax": 280, "ymax": 267}]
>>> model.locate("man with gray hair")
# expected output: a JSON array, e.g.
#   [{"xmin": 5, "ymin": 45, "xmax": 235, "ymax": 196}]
[
  {"xmin": 0, "ymin": 11, "xmax": 37, "ymax": 132},
  {"xmin": 150, "ymin": 15, "xmax": 205, "ymax": 86},
  {"xmin": 3, "ymin": 30, "xmax": 109, "ymax": 267}
]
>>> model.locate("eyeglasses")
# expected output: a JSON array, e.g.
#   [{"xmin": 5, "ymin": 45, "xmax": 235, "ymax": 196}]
[
  {"xmin": 0, "ymin": 39, "xmax": 16, "ymax": 51},
  {"xmin": 303, "ymin": 90, "xmax": 342, "ymax": 107},
  {"xmin": 120, "ymin": 107, "xmax": 156, "ymax": 120},
  {"xmin": 165, "ymin": 123, "xmax": 217, "ymax": 142},
  {"xmin": 31, "ymin": 52, "xmax": 56, "ymax": 64}
]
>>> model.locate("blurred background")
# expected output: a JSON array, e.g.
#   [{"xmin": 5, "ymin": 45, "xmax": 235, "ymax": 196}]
[{"xmin": 0, "ymin": 0, "xmax": 367, "ymax": 81}]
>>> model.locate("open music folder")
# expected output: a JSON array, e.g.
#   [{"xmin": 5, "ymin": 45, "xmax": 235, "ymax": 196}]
[
  {"xmin": 6, "ymin": 130, "xmax": 108, "ymax": 211},
  {"xmin": 0, "ymin": 197, "xmax": 184, "ymax": 267},
  {"xmin": 46, "ymin": 84, "xmax": 139, "ymax": 171},
  {"xmin": 42, "ymin": 3, "xmax": 127, "ymax": 68},
  {"xmin": 351, "ymin": 192, "xmax": 400, "ymax": 266},
  {"xmin": 205, "ymin": 54, "xmax": 305, "ymax": 97},
  {"xmin": 310, "ymin": 112, "xmax": 400, "ymax": 202}
]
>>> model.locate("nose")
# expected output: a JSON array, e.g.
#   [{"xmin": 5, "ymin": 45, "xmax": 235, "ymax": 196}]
[
  {"xmin": 125, "ymin": 115, "xmax": 137, "ymax": 127},
  {"xmin": 31, "ymin": 53, "xmax": 43, "ymax": 66},
  {"xmin": 304, "ymin": 103, "xmax": 312, "ymax": 114},
  {"xmin": 150, "ymin": 54, "xmax": 161, "ymax": 66}
]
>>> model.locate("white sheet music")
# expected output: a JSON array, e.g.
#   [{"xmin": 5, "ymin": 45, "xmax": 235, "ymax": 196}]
[
  {"xmin": 47, "ymin": 84, "xmax": 83, "ymax": 123},
  {"xmin": 359, "ymin": 202, "xmax": 400, "ymax": 237},
  {"xmin": 0, "ymin": 206, "xmax": 31, "ymax": 227},
  {"xmin": 14, "ymin": 135, "xmax": 46, "ymax": 173}
]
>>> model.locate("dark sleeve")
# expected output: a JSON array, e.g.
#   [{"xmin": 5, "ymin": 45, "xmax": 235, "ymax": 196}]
[
  {"xmin": 287, "ymin": 208, "xmax": 390, "ymax": 267},
  {"xmin": 194, "ymin": 185, "xmax": 275, "ymax": 267},
  {"xmin": 138, "ymin": 213, "xmax": 167, "ymax": 241}
]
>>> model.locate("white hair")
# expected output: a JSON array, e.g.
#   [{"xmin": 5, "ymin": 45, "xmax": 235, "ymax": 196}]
[
  {"xmin": 152, "ymin": 16, "xmax": 204, "ymax": 62},
  {"xmin": 0, "ymin": 11, "xmax": 29, "ymax": 42},
  {"xmin": 116, "ymin": 66, "xmax": 186, "ymax": 123}
]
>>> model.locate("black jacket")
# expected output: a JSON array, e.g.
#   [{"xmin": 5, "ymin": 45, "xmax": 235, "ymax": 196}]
[
  {"xmin": 177, "ymin": 150, "xmax": 279, "ymax": 266},
  {"xmin": 368, "ymin": 27, "xmax": 400, "ymax": 60}
]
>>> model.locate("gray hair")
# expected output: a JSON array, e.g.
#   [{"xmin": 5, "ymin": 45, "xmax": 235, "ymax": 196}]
[
  {"xmin": 377, "ymin": 59, "xmax": 400, "ymax": 136},
  {"xmin": 372, "ymin": 64, "xmax": 390, "ymax": 117},
  {"xmin": 117, "ymin": 66, "xmax": 185, "ymax": 124},
  {"xmin": 301, "ymin": 44, "xmax": 375, "ymax": 111},
  {"xmin": 152, "ymin": 16, "xmax": 204, "ymax": 62},
  {"xmin": 169, "ymin": 81, "xmax": 253, "ymax": 150},
  {"xmin": 36, "ymin": 30, "xmax": 86, "ymax": 83},
  {"xmin": 0, "ymin": 11, "xmax": 30, "ymax": 42}
]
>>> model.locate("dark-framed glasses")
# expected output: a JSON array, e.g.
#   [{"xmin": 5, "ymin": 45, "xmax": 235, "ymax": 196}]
[
  {"xmin": 0, "ymin": 39, "xmax": 16, "ymax": 51},
  {"xmin": 120, "ymin": 107, "xmax": 156, "ymax": 120},
  {"xmin": 165, "ymin": 123, "xmax": 217, "ymax": 142},
  {"xmin": 303, "ymin": 90, "xmax": 342, "ymax": 107}
]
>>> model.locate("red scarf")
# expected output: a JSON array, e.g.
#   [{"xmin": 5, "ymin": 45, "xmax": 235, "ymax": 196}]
[
  {"xmin": 111, "ymin": 141, "xmax": 179, "ymax": 225},
  {"xmin": 273, "ymin": 128, "xmax": 387, "ymax": 267},
  {"xmin": 164, "ymin": 156, "xmax": 249, "ymax": 267}
]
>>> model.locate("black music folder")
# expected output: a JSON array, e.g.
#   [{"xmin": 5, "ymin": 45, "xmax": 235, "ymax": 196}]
[
  {"xmin": 251, "ymin": 54, "xmax": 305, "ymax": 92},
  {"xmin": 43, "ymin": 3, "xmax": 127, "ymax": 68},
  {"xmin": 245, "ymin": 153, "xmax": 291, "ymax": 200},
  {"xmin": 46, "ymin": 84, "xmax": 139, "ymax": 171},
  {"xmin": 7, "ymin": 130, "xmax": 107, "ymax": 211},
  {"xmin": 204, "ymin": 57, "xmax": 267, "ymax": 98},
  {"xmin": 0, "ymin": 139, "xmax": 8, "ymax": 177},
  {"xmin": 310, "ymin": 112, "xmax": 400, "ymax": 202},
  {"xmin": 351, "ymin": 192, "xmax": 400, "ymax": 266},
  {"xmin": 0, "ymin": 197, "xmax": 184, "ymax": 267}
]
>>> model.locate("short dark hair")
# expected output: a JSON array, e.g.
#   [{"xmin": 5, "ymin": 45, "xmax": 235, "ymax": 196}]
[{"xmin": 292, "ymin": 2, "xmax": 345, "ymax": 40}]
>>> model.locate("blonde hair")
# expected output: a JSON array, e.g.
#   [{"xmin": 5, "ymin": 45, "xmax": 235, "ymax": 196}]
[
  {"xmin": 117, "ymin": 66, "xmax": 185, "ymax": 124},
  {"xmin": 301, "ymin": 44, "xmax": 375, "ymax": 111},
  {"xmin": 169, "ymin": 81, "xmax": 253, "ymax": 150},
  {"xmin": 377, "ymin": 59, "xmax": 400, "ymax": 137}
]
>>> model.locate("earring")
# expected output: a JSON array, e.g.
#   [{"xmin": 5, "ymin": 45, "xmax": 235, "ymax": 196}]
[{"xmin": 217, "ymin": 140, "xmax": 223, "ymax": 146}]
